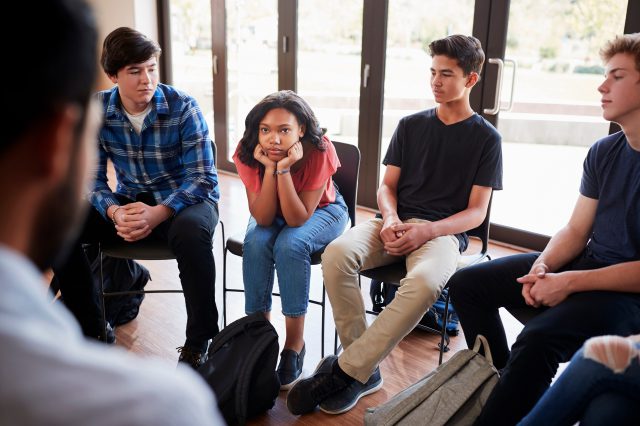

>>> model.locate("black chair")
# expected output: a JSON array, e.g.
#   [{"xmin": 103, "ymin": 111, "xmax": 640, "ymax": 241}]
[
  {"xmin": 98, "ymin": 222, "xmax": 225, "ymax": 343},
  {"xmin": 356, "ymin": 194, "xmax": 494, "ymax": 365},
  {"xmin": 98, "ymin": 142, "xmax": 224, "ymax": 343},
  {"xmin": 222, "ymin": 141, "xmax": 361, "ymax": 357}
]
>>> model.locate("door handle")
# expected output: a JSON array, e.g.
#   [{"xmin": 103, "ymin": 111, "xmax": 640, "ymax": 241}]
[
  {"xmin": 503, "ymin": 58, "xmax": 517, "ymax": 112},
  {"xmin": 483, "ymin": 58, "xmax": 504, "ymax": 115}
]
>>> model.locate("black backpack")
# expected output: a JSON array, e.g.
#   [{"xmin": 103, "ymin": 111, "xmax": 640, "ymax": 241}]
[
  {"xmin": 197, "ymin": 312, "xmax": 280, "ymax": 425},
  {"xmin": 369, "ymin": 279, "xmax": 460, "ymax": 336}
]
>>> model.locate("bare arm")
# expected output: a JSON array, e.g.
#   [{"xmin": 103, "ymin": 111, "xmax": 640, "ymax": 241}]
[
  {"xmin": 277, "ymin": 175, "xmax": 325, "ymax": 227},
  {"xmin": 517, "ymin": 195, "xmax": 640, "ymax": 306},
  {"xmin": 246, "ymin": 172, "xmax": 278, "ymax": 226},
  {"xmin": 377, "ymin": 165, "xmax": 404, "ymax": 244},
  {"xmin": 384, "ymin": 184, "xmax": 492, "ymax": 256}
]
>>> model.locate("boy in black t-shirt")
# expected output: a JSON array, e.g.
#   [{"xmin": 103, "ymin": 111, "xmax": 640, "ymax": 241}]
[
  {"xmin": 287, "ymin": 34, "xmax": 503, "ymax": 416},
  {"xmin": 447, "ymin": 33, "xmax": 640, "ymax": 426}
]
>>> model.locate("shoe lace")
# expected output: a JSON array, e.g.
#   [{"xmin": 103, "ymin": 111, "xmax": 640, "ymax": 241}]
[
  {"xmin": 176, "ymin": 346, "xmax": 203, "ymax": 365},
  {"xmin": 310, "ymin": 373, "xmax": 349, "ymax": 401}
]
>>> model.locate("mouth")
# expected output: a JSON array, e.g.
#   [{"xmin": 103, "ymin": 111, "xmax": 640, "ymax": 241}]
[
  {"xmin": 268, "ymin": 149, "xmax": 283, "ymax": 156},
  {"xmin": 601, "ymin": 99, "xmax": 611, "ymax": 107}
]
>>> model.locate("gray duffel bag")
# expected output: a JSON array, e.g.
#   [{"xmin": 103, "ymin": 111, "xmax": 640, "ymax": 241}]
[{"xmin": 364, "ymin": 335, "xmax": 499, "ymax": 426}]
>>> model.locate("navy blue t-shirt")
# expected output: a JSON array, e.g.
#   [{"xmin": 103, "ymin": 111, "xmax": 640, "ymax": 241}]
[
  {"xmin": 580, "ymin": 131, "xmax": 640, "ymax": 264},
  {"xmin": 383, "ymin": 109, "xmax": 503, "ymax": 251}
]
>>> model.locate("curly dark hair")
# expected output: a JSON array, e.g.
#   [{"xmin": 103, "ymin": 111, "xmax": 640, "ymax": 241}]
[{"xmin": 237, "ymin": 90, "xmax": 326, "ymax": 170}]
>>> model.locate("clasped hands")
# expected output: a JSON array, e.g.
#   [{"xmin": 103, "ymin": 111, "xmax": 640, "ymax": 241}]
[
  {"xmin": 380, "ymin": 216, "xmax": 435, "ymax": 256},
  {"xmin": 517, "ymin": 262, "xmax": 573, "ymax": 308},
  {"xmin": 111, "ymin": 203, "xmax": 173, "ymax": 242}
]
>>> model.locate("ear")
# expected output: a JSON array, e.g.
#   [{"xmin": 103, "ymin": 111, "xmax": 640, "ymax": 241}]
[
  {"xmin": 299, "ymin": 124, "xmax": 306, "ymax": 138},
  {"xmin": 36, "ymin": 105, "xmax": 82, "ymax": 183},
  {"xmin": 465, "ymin": 72, "xmax": 479, "ymax": 88},
  {"xmin": 108, "ymin": 73, "xmax": 118, "ymax": 84}
]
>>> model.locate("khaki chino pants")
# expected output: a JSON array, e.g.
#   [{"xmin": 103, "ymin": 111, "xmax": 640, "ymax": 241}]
[{"xmin": 321, "ymin": 218, "xmax": 460, "ymax": 382}]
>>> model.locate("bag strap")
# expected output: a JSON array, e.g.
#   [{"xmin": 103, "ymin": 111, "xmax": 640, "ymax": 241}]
[{"xmin": 472, "ymin": 334, "xmax": 494, "ymax": 365}]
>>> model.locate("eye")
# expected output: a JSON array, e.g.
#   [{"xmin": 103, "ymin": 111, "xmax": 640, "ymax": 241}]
[
  {"xmin": 281, "ymin": 128, "xmax": 291, "ymax": 134},
  {"xmin": 259, "ymin": 127, "xmax": 269, "ymax": 133}
]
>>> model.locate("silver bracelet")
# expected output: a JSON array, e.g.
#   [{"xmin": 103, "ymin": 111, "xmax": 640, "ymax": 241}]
[
  {"xmin": 274, "ymin": 168, "xmax": 290, "ymax": 176},
  {"xmin": 111, "ymin": 206, "xmax": 122, "ymax": 224}
]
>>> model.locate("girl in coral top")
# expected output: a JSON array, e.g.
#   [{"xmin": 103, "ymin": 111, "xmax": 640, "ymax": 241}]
[{"xmin": 233, "ymin": 90, "xmax": 349, "ymax": 389}]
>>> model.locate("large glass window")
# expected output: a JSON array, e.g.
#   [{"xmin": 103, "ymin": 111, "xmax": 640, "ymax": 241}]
[
  {"xmin": 169, "ymin": 0, "xmax": 214, "ymax": 129},
  {"xmin": 379, "ymin": 0, "xmax": 475, "ymax": 182},
  {"xmin": 492, "ymin": 0, "xmax": 628, "ymax": 235},
  {"xmin": 226, "ymin": 0, "xmax": 278, "ymax": 160},
  {"xmin": 297, "ymin": 1, "xmax": 363, "ymax": 146}
]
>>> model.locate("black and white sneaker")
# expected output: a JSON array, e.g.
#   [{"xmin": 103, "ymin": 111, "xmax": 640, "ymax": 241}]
[
  {"xmin": 319, "ymin": 367, "xmax": 383, "ymax": 414},
  {"xmin": 287, "ymin": 355, "xmax": 349, "ymax": 415}
]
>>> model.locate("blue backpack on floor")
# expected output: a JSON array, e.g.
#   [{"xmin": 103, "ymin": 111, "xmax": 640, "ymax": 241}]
[{"xmin": 369, "ymin": 279, "xmax": 460, "ymax": 336}]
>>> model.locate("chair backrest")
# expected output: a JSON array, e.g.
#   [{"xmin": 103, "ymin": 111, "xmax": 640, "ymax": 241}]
[
  {"xmin": 465, "ymin": 191, "xmax": 493, "ymax": 256},
  {"xmin": 332, "ymin": 141, "xmax": 360, "ymax": 228}
]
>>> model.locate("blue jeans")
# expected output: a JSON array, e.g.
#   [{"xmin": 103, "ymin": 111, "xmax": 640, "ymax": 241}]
[
  {"xmin": 518, "ymin": 344, "xmax": 640, "ymax": 426},
  {"xmin": 243, "ymin": 192, "xmax": 348, "ymax": 317}
]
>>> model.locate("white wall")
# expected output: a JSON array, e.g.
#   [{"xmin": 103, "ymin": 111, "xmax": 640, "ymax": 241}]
[{"xmin": 86, "ymin": 0, "xmax": 159, "ymax": 90}]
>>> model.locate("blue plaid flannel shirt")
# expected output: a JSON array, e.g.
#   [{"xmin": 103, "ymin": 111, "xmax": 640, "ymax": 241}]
[{"xmin": 90, "ymin": 83, "xmax": 219, "ymax": 218}]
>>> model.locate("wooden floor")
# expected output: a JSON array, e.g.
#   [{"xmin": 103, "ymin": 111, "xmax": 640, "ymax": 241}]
[{"xmin": 113, "ymin": 171, "xmax": 528, "ymax": 425}]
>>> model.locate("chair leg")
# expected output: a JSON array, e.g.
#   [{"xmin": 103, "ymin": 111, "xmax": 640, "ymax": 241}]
[
  {"xmin": 219, "ymin": 221, "xmax": 226, "ymax": 330},
  {"xmin": 438, "ymin": 289, "xmax": 452, "ymax": 365},
  {"xmin": 99, "ymin": 243, "xmax": 109, "ymax": 343},
  {"xmin": 320, "ymin": 283, "xmax": 326, "ymax": 358},
  {"xmin": 222, "ymin": 246, "xmax": 228, "ymax": 327}
]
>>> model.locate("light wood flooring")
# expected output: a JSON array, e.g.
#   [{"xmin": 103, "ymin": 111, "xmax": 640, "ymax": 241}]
[{"xmin": 113, "ymin": 171, "xmax": 528, "ymax": 425}]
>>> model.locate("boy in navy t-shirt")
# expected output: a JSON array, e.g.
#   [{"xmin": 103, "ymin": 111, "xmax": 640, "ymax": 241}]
[{"xmin": 447, "ymin": 33, "xmax": 640, "ymax": 425}]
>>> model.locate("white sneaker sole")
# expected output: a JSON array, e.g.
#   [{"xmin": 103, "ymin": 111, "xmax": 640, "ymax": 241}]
[{"xmin": 319, "ymin": 377, "xmax": 384, "ymax": 415}]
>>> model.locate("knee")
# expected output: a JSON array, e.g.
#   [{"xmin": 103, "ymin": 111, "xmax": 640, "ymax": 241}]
[
  {"xmin": 243, "ymin": 224, "xmax": 276, "ymax": 252},
  {"xmin": 321, "ymin": 235, "xmax": 356, "ymax": 272},
  {"xmin": 169, "ymin": 217, "xmax": 213, "ymax": 248},
  {"xmin": 273, "ymin": 232, "xmax": 309, "ymax": 261},
  {"xmin": 448, "ymin": 266, "xmax": 483, "ymax": 304},
  {"xmin": 400, "ymin": 276, "xmax": 440, "ymax": 310}
]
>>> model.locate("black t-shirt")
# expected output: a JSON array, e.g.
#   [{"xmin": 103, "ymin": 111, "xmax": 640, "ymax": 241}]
[
  {"xmin": 383, "ymin": 108, "xmax": 503, "ymax": 251},
  {"xmin": 580, "ymin": 131, "xmax": 640, "ymax": 264}
]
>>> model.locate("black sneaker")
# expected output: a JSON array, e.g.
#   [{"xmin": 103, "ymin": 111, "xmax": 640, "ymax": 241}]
[
  {"xmin": 97, "ymin": 323, "xmax": 116, "ymax": 344},
  {"xmin": 278, "ymin": 345, "xmax": 306, "ymax": 390},
  {"xmin": 287, "ymin": 355, "xmax": 349, "ymax": 415},
  {"xmin": 177, "ymin": 346, "xmax": 207, "ymax": 370},
  {"xmin": 319, "ymin": 367, "xmax": 383, "ymax": 414}
]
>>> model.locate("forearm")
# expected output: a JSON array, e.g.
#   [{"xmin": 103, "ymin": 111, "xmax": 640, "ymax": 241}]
[
  {"xmin": 429, "ymin": 205, "xmax": 487, "ymax": 239},
  {"xmin": 377, "ymin": 185, "xmax": 400, "ymax": 222},
  {"xmin": 248, "ymin": 170, "xmax": 278, "ymax": 225},
  {"xmin": 535, "ymin": 225, "xmax": 590, "ymax": 272},
  {"xmin": 565, "ymin": 261, "xmax": 640, "ymax": 294},
  {"xmin": 277, "ymin": 174, "xmax": 310, "ymax": 227}
]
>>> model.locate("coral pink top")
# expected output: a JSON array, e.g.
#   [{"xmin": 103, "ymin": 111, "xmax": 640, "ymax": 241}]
[{"xmin": 233, "ymin": 136, "xmax": 340, "ymax": 209}]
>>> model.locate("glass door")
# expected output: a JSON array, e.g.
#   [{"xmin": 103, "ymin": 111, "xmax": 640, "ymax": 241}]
[
  {"xmin": 489, "ymin": 0, "xmax": 629, "ymax": 236},
  {"xmin": 379, "ymin": 0, "xmax": 476, "ymax": 183},
  {"xmin": 297, "ymin": 0, "xmax": 364, "ymax": 146}
]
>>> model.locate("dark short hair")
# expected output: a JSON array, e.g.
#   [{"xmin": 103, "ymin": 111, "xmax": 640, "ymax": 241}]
[
  {"xmin": 3, "ymin": 0, "xmax": 97, "ymax": 155},
  {"xmin": 428, "ymin": 34, "xmax": 485, "ymax": 76},
  {"xmin": 237, "ymin": 90, "xmax": 326, "ymax": 170},
  {"xmin": 100, "ymin": 27, "xmax": 162, "ymax": 76},
  {"xmin": 600, "ymin": 33, "xmax": 640, "ymax": 72}
]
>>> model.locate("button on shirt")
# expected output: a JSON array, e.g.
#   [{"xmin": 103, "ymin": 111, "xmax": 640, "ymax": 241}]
[{"xmin": 91, "ymin": 83, "xmax": 220, "ymax": 218}]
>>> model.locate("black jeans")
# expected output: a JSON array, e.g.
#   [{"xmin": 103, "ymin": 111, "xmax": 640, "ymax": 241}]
[
  {"xmin": 448, "ymin": 251, "xmax": 640, "ymax": 426},
  {"xmin": 54, "ymin": 194, "xmax": 219, "ymax": 351}
]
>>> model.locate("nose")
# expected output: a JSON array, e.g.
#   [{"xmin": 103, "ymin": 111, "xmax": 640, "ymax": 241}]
[
  {"xmin": 141, "ymin": 70, "xmax": 150, "ymax": 84},
  {"xmin": 272, "ymin": 134, "xmax": 280, "ymax": 145},
  {"xmin": 597, "ymin": 80, "xmax": 607, "ymax": 94}
]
